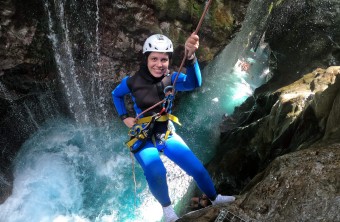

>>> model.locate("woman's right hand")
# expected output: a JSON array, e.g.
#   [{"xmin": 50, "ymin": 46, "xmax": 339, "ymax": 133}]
[
  {"xmin": 123, "ymin": 117, "xmax": 136, "ymax": 128},
  {"xmin": 185, "ymin": 33, "xmax": 199, "ymax": 60}
]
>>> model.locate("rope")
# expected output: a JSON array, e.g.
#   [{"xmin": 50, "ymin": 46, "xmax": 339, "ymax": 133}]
[
  {"xmin": 173, "ymin": 0, "xmax": 213, "ymax": 89},
  {"xmin": 130, "ymin": 152, "xmax": 138, "ymax": 209},
  {"xmin": 135, "ymin": 0, "xmax": 214, "ymax": 120}
]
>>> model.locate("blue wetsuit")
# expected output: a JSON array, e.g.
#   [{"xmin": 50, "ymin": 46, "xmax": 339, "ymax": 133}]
[{"xmin": 112, "ymin": 58, "xmax": 217, "ymax": 207}]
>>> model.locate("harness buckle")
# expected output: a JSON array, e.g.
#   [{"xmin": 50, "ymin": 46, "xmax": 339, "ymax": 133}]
[{"xmin": 128, "ymin": 124, "xmax": 143, "ymax": 137}]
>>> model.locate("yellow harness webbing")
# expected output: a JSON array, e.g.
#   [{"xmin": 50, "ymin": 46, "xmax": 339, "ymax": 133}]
[
  {"xmin": 136, "ymin": 114, "xmax": 181, "ymax": 126},
  {"xmin": 125, "ymin": 114, "xmax": 180, "ymax": 149}
]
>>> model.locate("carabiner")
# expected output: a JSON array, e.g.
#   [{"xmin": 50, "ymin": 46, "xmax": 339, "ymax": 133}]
[
  {"xmin": 164, "ymin": 85, "xmax": 174, "ymax": 95},
  {"xmin": 128, "ymin": 124, "xmax": 143, "ymax": 137}
]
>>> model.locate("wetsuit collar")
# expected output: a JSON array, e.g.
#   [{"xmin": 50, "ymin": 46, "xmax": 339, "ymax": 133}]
[{"xmin": 138, "ymin": 64, "xmax": 164, "ymax": 83}]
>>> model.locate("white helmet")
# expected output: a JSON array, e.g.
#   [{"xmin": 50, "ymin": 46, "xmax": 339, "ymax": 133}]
[{"xmin": 143, "ymin": 34, "xmax": 173, "ymax": 54}]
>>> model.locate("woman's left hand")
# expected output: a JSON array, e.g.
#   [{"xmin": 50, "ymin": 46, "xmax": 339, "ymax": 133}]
[{"xmin": 185, "ymin": 33, "xmax": 199, "ymax": 60}]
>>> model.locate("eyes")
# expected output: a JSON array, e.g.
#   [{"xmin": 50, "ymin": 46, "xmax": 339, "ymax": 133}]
[{"xmin": 149, "ymin": 57, "xmax": 169, "ymax": 63}]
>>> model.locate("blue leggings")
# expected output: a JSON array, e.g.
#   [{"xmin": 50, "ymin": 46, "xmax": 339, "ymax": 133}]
[{"xmin": 133, "ymin": 133, "xmax": 217, "ymax": 207}]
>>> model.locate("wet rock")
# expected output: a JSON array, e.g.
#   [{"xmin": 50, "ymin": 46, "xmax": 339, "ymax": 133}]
[
  {"xmin": 202, "ymin": 65, "xmax": 340, "ymax": 221},
  {"xmin": 181, "ymin": 144, "xmax": 340, "ymax": 222},
  {"xmin": 0, "ymin": 0, "xmax": 249, "ymax": 204},
  {"xmin": 1, "ymin": 0, "xmax": 340, "ymax": 221},
  {"xmin": 210, "ymin": 67, "xmax": 340, "ymax": 194}
]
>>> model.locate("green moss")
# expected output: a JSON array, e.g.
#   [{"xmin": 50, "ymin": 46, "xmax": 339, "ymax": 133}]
[
  {"xmin": 209, "ymin": 2, "xmax": 234, "ymax": 32},
  {"xmin": 165, "ymin": 0, "xmax": 180, "ymax": 15},
  {"xmin": 197, "ymin": 46, "xmax": 214, "ymax": 62},
  {"xmin": 152, "ymin": 0, "xmax": 182, "ymax": 20},
  {"xmin": 190, "ymin": 0, "xmax": 204, "ymax": 20},
  {"xmin": 151, "ymin": 0, "xmax": 167, "ymax": 10},
  {"xmin": 276, "ymin": 0, "xmax": 285, "ymax": 6}
]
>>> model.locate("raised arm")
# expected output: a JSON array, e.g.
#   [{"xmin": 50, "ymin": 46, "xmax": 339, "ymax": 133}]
[{"xmin": 173, "ymin": 33, "xmax": 202, "ymax": 91}]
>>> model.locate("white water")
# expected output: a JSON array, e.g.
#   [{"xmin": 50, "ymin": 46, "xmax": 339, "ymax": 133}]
[
  {"xmin": 44, "ymin": 0, "xmax": 89, "ymax": 123},
  {"xmin": 0, "ymin": 119, "xmax": 193, "ymax": 222},
  {"xmin": 176, "ymin": 0, "xmax": 272, "ymax": 160},
  {"xmin": 0, "ymin": 0, "xmax": 272, "ymax": 221}
]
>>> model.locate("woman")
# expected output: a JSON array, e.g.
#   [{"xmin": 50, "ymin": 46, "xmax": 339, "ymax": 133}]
[{"xmin": 112, "ymin": 33, "xmax": 235, "ymax": 222}]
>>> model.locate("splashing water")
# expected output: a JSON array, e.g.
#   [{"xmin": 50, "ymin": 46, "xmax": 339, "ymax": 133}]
[
  {"xmin": 0, "ymin": 119, "xmax": 192, "ymax": 222},
  {"xmin": 176, "ymin": 0, "xmax": 272, "ymax": 160},
  {"xmin": 0, "ymin": 0, "xmax": 272, "ymax": 221},
  {"xmin": 43, "ymin": 0, "xmax": 110, "ymax": 125}
]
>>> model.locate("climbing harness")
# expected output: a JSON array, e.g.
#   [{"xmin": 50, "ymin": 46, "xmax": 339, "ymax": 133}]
[{"xmin": 125, "ymin": 113, "xmax": 181, "ymax": 153}]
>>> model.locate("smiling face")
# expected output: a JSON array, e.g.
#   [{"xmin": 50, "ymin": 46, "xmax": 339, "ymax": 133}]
[{"xmin": 147, "ymin": 52, "xmax": 170, "ymax": 78}]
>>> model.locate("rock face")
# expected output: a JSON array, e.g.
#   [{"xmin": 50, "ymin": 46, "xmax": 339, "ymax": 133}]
[
  {"xmin": 100, "ymin": 0, "xmax": 249, "ymax": 70},
  {"xmin": 180, "ymin": 144, "xmax": 340, "ymax": 222},
  {"xmin": 1, "ymin": 0, "xmax": 340, "ymax": 221},
  {"xmin": 205, "ymin": 0, "xmax": 340, "ymax": 195},
  {"xmin": 0, "ymin": 0, "xmax": 248, "ymax": 201},
  {"xmin": 179, "ymin": 0, "xmax": 340, "ymax": 221},
  {"xmin": 193, "ymin": 67, "xmax": 340, "ymax": 221},
  {"xmin": 239, "ymin": 144, "xmax": 339, "ymax": 222},
  {"xmin": 260, "ymin": 0, "xmax": 340, "ymax": 91}
]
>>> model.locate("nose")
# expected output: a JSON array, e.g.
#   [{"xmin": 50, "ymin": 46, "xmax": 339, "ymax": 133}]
[{"xmin": 157, "ymin": 60, "xmax": 163, "ymax": 67}]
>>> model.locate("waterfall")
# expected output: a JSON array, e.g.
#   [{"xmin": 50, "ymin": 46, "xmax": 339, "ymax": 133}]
[
  {"xmin": 43, "ymin": 0, "xmax": 109, "ymax": 125},
  {"xmin": 176, "ymin": 0, "xmax": 272, "ymax": 161},
  {"xmin": 44, "ymin": 0, "xmax": 89, "ymax": 123},
  {"xmin": 93, "ymin": 0, "xmax": 108, "ymax": 125},
  {"xmin": 0, "ymin": 80, "xmax": 58, "ymax": 135},
  {"xmin": 0, "ymin": 0, "xmax": 272, "ymax": 221},
  {"xmin": 0, "ymin": 81, "xmax": 15, "ymax": 103}
]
